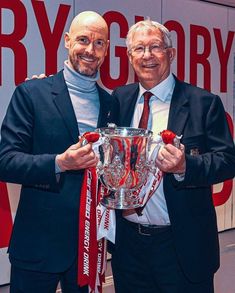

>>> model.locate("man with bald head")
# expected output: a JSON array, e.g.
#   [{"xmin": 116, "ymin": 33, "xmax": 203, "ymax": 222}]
[
  {"xmin": 65, "ymin": 11, "xmax": 109, "ymax": 77},
  {"xmin": 0, "ymin": 11, "xmax": 119, "ymax": 292}
]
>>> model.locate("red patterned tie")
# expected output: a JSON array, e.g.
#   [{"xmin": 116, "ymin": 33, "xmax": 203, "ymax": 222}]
[
  {"xmin": 135, "ymin": 91, "xmax": 153, "ymax": 216},
  {"xmin": 138, "ymin": 91, "xmax": 153, "ymax": 129}
]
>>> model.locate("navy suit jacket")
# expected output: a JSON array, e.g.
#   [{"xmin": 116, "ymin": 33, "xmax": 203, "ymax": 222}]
[
  {"xmin": 0, "ymin": 70, "xmax": 119, "ymax": 273},
  {"xmin": 112, "ymin": 77, "xmax": 235, "ymax": 282}
]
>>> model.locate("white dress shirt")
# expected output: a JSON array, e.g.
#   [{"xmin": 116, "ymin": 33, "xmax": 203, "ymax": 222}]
[{"xmin": 124, "ymin": 73, "xmax": 175, "ymax": 225}]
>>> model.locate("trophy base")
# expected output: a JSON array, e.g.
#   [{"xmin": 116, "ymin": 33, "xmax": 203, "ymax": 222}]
[{"xmin": 101, "ymin": 189, "xmax": 142, "ymax": 209}]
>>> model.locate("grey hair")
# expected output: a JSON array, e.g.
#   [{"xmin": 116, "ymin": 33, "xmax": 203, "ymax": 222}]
[{"xmin": 126, "ymin": 19, "xmax": 173, "ymax": 50}]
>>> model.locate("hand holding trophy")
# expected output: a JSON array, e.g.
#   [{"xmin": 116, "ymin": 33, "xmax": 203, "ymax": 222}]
[{"xmin": 84, "ymin": 125, "xmax": 181, "ymax": 209}]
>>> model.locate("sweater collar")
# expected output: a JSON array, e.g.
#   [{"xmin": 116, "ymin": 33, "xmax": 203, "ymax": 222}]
[{"xmin": 63, "ymin": 60, "xmax": 99, "ymax": 92}]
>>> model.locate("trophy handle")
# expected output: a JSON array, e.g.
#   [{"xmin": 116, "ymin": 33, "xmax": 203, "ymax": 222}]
[
  {"xmin": 147, "ymin": 136, "xmax": 162, "ymax": 175},
  {"xmin": 147, "ymin": 132, "xmax": 182, "ymax": 176}
]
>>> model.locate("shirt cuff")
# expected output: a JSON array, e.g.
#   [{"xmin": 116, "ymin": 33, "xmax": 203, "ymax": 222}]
[
  {"xmin": 55, "ymin": 157, "xmax": 63, "ymax": 174},
  {"xmin": 174, "ymin": 173, "xmax": 185, "ymax": 181}
]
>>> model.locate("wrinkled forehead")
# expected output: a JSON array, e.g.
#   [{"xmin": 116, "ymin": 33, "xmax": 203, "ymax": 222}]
[
  {"xmin": 131, "ymin": 27, "xmax": 164, "ymax": 44},
  {"xmin": 72, "ymin": 23, "xmax": 108, "ymax": 40},
  {"xmin": 70, "ymin": 15, "xmax": 108, "ymax": 40}
]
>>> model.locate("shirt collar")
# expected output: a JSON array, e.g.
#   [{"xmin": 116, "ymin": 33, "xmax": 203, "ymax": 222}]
[{"xmin": 138, "ymin": 73, "xmax": 175, "ymax": 103}]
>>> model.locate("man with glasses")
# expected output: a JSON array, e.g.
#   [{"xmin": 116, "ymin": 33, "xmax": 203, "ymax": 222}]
[
  {"xmin": 0, "ymin": 11, "xmax": 119, "ymax": 292},
  {"xmin": 110, "ymin": 19, "xmax": 235, "ymax": 293}
]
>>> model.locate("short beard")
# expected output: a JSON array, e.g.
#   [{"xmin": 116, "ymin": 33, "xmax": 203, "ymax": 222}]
[{"xmin": 69, "ymin": 55, "xmax": 98, "ymax": 77}]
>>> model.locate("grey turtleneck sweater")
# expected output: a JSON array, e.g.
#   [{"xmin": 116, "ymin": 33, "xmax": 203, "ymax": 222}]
[{"xmin": 63, "ymin": 61, "xmax": 100, "ymax": 135}]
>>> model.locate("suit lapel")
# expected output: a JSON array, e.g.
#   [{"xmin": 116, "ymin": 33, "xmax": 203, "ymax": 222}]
[
  {"xmin": 50, "ymin": 74, "xmax": 188, "ymax": 142},
  {"xmin": 96, "ymin": 84, "xmax": 112, "ymax": 128},
  {"xmin": 167, "ymin": 78, "xmax": 189, "ymax": 136},
  {"xmin": 120, "ymin": 84, "xmax": 139, "ymax": 127},
  {"xmin": 52, "ymin": 71, "xmax": 79, "ymax": 143}
]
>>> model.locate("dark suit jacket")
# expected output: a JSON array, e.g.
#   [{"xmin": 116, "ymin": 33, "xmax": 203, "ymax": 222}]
[
  {"xmin": 112, "ymin": 77, "xmax": 235, "ymax": 282},
  {"xmin": 0, "ymin": 70, "xmax": 119, "ymax": 273}
]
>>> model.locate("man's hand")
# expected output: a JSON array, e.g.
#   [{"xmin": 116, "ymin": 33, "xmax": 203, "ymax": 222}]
[
  {"xmin": 156, "ymin": 143, "xmax": 186, "ymax": 174},
  {"xmin": 56, "ymin": 141, "xmax": 98, "ymax": 172},
  {"xmin": 25, "ymin": 74, "xmax": 47, "ymax": 81}
]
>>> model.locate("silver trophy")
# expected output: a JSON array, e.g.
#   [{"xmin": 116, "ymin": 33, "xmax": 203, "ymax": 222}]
[{"xmin": 96, "ymin": 126, "xmax": 160, "ymax": 209}]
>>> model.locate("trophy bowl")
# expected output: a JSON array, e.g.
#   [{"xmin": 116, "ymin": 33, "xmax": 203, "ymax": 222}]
[{"xmin": 96, "ymin": 126, "xmax": 154, "ymax": 209}]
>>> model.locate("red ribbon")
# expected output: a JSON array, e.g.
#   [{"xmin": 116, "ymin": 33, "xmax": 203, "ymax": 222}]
[
  {"xmin": 78, "ymin": 168, "xmax": 97, "ymax": 289},
  {"xmin": 78, "ymin": 132, "xmax": 106, "ymax": 293}
]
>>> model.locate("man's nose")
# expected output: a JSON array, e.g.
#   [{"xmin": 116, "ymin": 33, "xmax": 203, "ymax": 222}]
[
  {"xmin": 85, "ymin": 42, "xmax": 95, "ymax": 53},
  {"xmin": 142, "ymin": 47, "xmax": 152, "ymax": 58}
]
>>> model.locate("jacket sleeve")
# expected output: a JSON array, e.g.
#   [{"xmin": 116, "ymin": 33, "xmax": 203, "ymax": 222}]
[
  {"xmin": 172, "ymin": 95, "xmax": 235, "ymax": 188},
  {"xmin": 0, "ymin": 83, "xmax": 60, "ymax": 190}
]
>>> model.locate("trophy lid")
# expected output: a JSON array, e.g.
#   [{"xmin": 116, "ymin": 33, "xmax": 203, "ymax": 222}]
[{"xmin": 96, "ymin": 125, "xmax": 152, "ymax": 137}]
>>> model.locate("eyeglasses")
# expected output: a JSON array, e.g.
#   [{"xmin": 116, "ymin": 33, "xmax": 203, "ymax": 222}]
[
  {"xmin": 75, "ymin": 36, "xmax": 107, "ymax": 51},
  {"xmin": 129, "ymin": 43, "xmax": 169, "ymax": 56}
]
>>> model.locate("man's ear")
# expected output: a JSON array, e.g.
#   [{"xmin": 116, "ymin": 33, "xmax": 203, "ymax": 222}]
[
  {"xmin": 64, "ymin": 32, "xmax": 70, "ymax": 49},
  {"xmin": 104, "ymin": 40, "xmax": 110, "ymax": 57},
  {"xmin": 127, "ymin": 50, "xmax": 133, "ymax": 65},
  {"xmin": 169, "ymin": 48, "xmax": 176, "ymax": 63}
]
